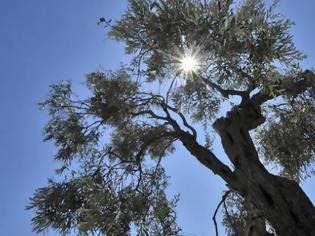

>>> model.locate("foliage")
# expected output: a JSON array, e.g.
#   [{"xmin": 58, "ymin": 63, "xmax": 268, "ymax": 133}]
[
  {"xmin": 27, "ymin": 170, "xmax": 179, "ymax": 235},
  {"xmin": 28, "ymin": 0, "xmax": 315, "ymax": 235},
  {"xmin": 258, "ymin": 94, "xmax": 315, "ymax": 181},
  {"xmin": 29, "ymin": 70, "xmax": 181, "ymax": 235},
  {"xmin": 222, "ymin": 192, "xmax": 246, "ymax": 236}
]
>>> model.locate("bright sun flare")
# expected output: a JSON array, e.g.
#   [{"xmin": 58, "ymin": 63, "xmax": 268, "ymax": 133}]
[{"xmin": 180, "ymin": 55, "xmax": 199, "ymax": 73}]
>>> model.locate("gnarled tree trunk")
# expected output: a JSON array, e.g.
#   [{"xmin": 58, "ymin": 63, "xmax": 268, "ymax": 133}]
[{"xmin": 212, "ymin": 99, "xmax": 315, "ymax": 236}]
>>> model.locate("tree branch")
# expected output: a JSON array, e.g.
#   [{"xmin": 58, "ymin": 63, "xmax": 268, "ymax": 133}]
[
  {"xmin": 164, "ymin": 104, "xmax": 197, "ymax": 138},
  {"xmin": 161, "ymin": 107, "xmax": 235, "ymax": 184},
  {"xmin": 131, "ymin": 94, "xmax": 235, "ymax": 185},
  {"xmin": 200, "ymin": 75, "xmax": 248, "ymax": 99},
  {"xmin": 252, "ymin": 70, "xmax": 315, "ymax": 106},
  {"xmin": 213, "ymin": 190, "xmax": 232, "ymax": 236}
]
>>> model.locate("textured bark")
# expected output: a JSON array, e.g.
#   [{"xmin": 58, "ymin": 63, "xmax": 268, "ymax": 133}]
[
  {"xmin": 212, "ymin": 100, "xmax": 315, "ymax": 236},
  {"xmin": 244, "ymin": 200, "xmax": 272, "ymax": 236}
]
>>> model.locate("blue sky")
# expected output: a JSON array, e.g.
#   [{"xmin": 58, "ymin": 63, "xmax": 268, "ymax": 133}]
[{"xmin": 0, "ymin": 1, "xmax": 314, "ymax": 235}]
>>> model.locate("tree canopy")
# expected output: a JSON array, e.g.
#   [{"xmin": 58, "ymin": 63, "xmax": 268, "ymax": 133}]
[{"xmin": 28, "ymin": 0, "xmax": 315, "ymax": 235}]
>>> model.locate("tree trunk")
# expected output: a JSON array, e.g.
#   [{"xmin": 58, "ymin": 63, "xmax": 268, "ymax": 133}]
[
  {"xmin": 213, "ymin": 100, "xmax": 315, "ymax": 236},
  {"xmin": 244, "ymin": 199, "xmax": 273, "ymax": 236}
]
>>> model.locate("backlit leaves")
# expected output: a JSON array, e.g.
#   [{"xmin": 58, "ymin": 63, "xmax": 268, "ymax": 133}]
[
  {"xmin": 30, "ymin": 67, "xmax": 182, "ymax": 235},
  {"xmin": 258, "ymin": 98, "xmax": 315, "ymax": 181},
  {"xmin": 27, "ymin": 168, "xmax": 180, "ymax": 235}
]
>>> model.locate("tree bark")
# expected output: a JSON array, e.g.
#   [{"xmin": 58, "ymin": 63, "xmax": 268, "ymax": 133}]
[
  {"xmin": 212, "ymin": 100, "xmax": 315, "ymax": 236},
  {"xmin": 244, "ymin": 199, "xmax": 273, "ymax": 236}
]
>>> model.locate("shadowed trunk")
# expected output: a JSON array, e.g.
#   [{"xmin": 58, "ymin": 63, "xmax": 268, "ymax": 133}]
[
  {"xmin": 244, "ymin": 199, "xmax": 272, "ymax": 236},
  {"xmin": 213, "ymin": 100, "xmax": 315, "ymax": 236}
]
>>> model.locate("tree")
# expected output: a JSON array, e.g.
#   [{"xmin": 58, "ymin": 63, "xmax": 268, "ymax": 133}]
[{"xmin": 27, "ymin": 0, "xmax": 315, "ymax": 235}]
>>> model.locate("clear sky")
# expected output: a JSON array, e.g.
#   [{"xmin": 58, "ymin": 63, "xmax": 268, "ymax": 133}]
[{"xmin": 0, "ymin": 1, "xmax": 314, "ymax": 235}]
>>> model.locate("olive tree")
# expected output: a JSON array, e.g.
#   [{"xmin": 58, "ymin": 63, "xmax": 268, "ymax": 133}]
[{"xmin": 28, "ymin": 0, "xmax": 315, "ymax": 235}]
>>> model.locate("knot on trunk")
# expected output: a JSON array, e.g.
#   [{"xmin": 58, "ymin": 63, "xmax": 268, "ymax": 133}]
[
  {"xmin": 240, "ymin": 101, "xmax": 265, "ymax": 130},
  {"xmin": 213, "ymin": 102, "xmax": 265, "ymax": 132}
]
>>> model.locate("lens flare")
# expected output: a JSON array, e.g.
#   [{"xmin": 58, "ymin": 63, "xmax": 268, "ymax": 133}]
[{"xmin": 180, "ymin": 55, "xmax": 199, "ymax": 73}]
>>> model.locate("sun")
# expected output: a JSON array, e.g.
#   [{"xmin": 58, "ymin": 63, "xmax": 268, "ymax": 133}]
[
  {"xmin": 175, "ymin": 46, "xmax": 202, "ymax": 77},
  {"xmin": 180, "ymin": 55, "xmax": 199, "ymax": 73},
  {"xmin": 159, "ymin": 44, "xmax": 203, "ymax": 79}
]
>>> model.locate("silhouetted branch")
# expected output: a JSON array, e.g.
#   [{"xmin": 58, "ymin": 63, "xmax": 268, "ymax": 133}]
[
  {"xmin": 213, "ymin": 190, "xmax": 231, "ymax": 236},
  {"xmin": 201, "ymin": 76, "xmax": 248, "ymax": 99}
]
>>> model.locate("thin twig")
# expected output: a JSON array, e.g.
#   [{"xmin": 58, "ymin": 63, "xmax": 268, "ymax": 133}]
[
  {"xmin": 166, "ymin": 74, "xmax": 178, "ymax": 104},
  {"xmin": 213, "ymin": 190, "xmax": 231, "ymax": 236}
]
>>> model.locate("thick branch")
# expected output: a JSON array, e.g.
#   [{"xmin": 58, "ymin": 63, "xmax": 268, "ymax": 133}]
[
  {"xmin": 252, "ymin": 70, "xmax": 315, "ymax": 106},
  {"xmin": 130, "ymin": 99, "xmax": 234, "ymax": 184},
  {"xmin": 157, "ymin": 102, "xmax": 236, "ymax": 184},
  {"xmin": 178, "ymin": 131, "xmax": 235, "ymax": 183},
  {"xmin": 128, "ymin": 92, "xmax": 239, "ymax": 190}
]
